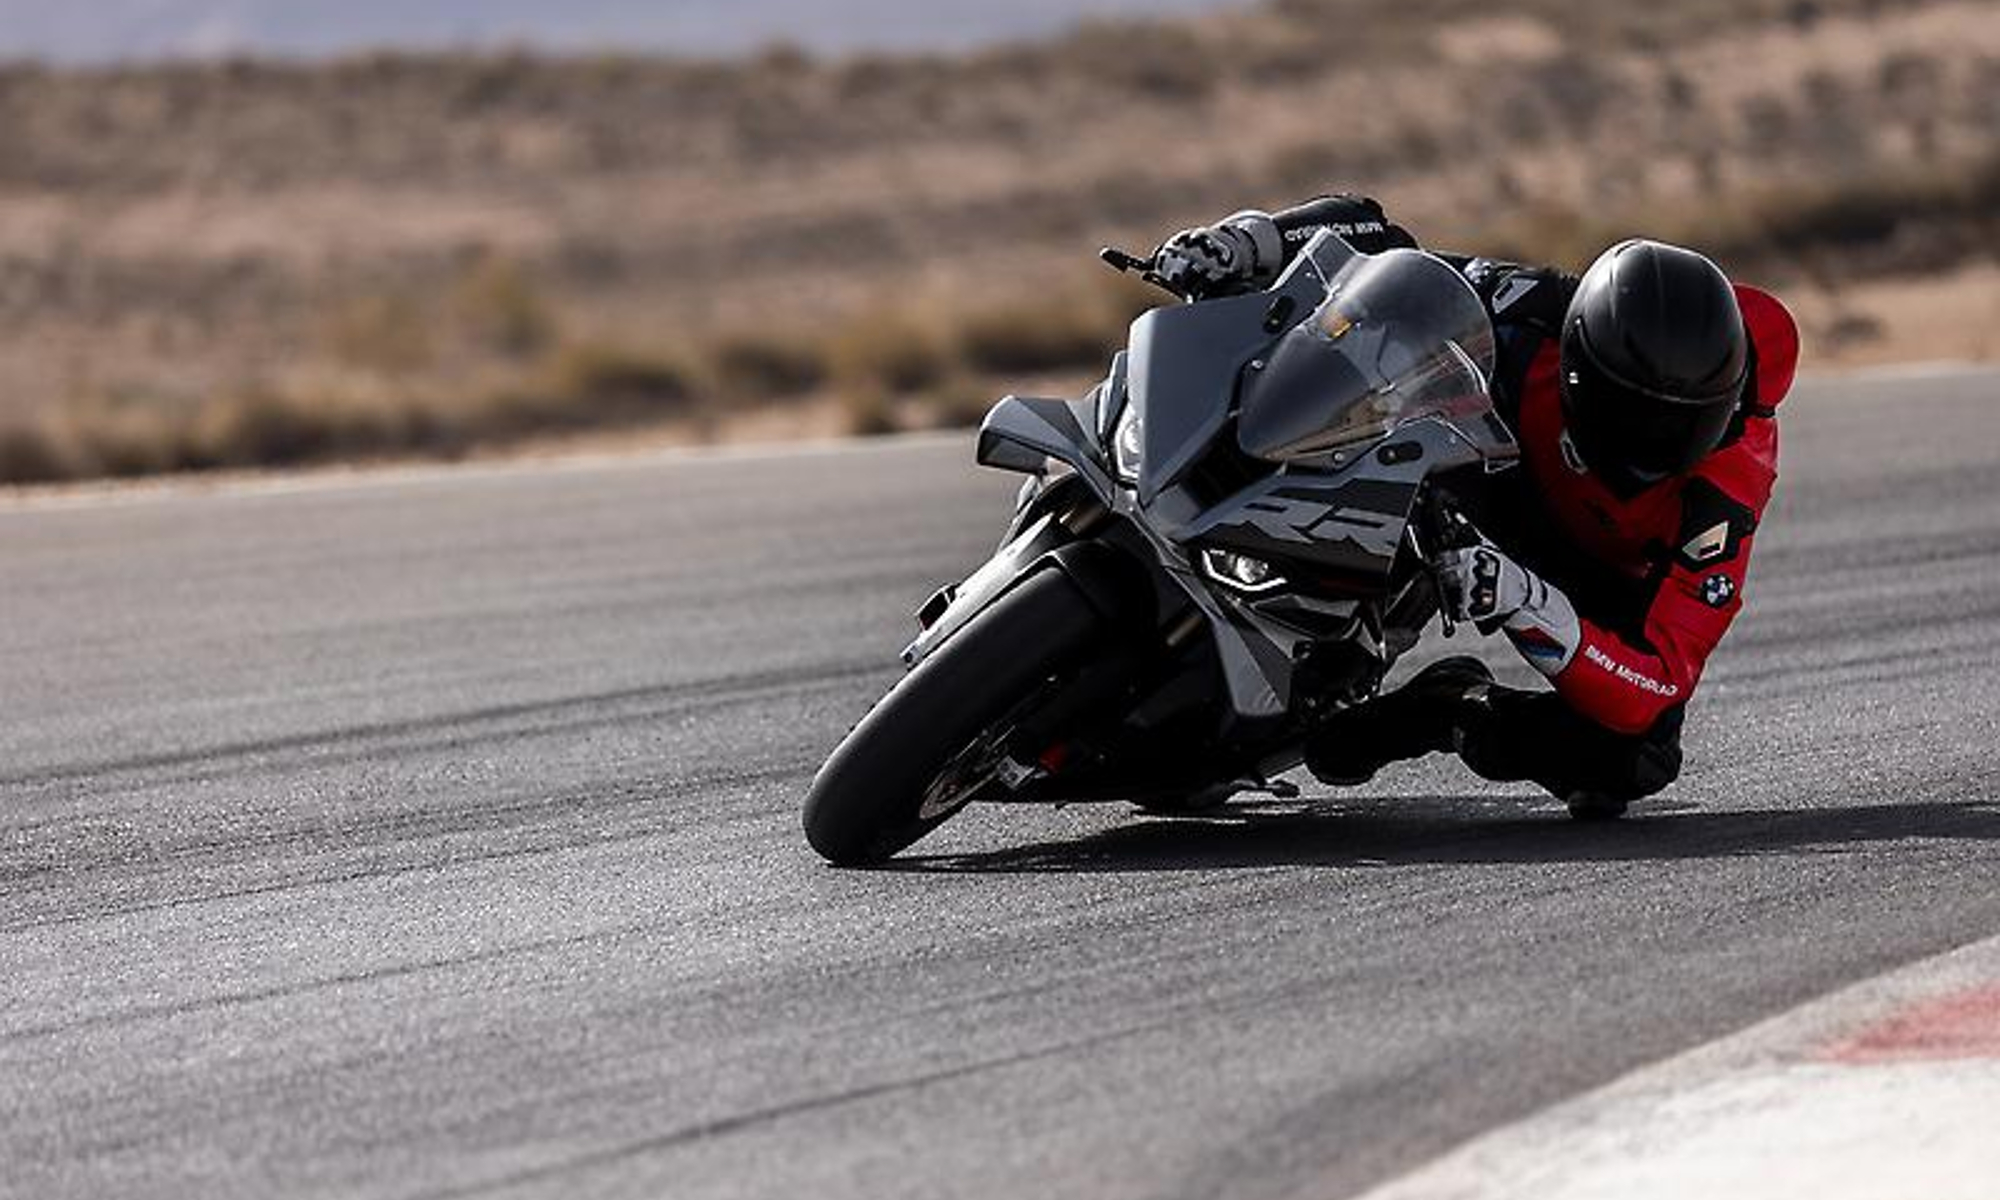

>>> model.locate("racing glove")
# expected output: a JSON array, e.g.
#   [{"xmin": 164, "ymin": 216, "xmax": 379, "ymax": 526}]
[
  {"xmin": 1433, "ymin": 537, "xmax": 1582, "ymax": 680},
  {"xmin": 1152, "ymin": 210, "xmax": 1284, "ymax": 300}
]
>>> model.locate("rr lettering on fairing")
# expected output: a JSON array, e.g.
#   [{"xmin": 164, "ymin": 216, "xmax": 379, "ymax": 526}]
[
  {"xmin": 1311, "ymin": 508, "xmax": 1400, "ymax": 558},
  {"xmin": 1232, "ymin": 499, "xmax": 1400, "ymax": 558},
  {"xmin": 1190, "ymin": 477, "xmax": 1418, "ymax": 582},
  {"xmin": 1236, "ymin": 497, "xmax": 1330, "ymax": 544}
]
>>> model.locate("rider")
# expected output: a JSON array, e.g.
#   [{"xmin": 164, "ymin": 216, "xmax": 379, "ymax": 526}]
[{"xmin": 1149, "ymin": 195, "xmax": 1800, "ymax": 819}]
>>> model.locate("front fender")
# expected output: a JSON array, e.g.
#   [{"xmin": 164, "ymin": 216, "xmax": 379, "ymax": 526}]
[
  {"xmin": 901, "ymin": 513, "xmax": 1069, "ymax": 670},
  {"xmin": 901, "ymin": 525, "xmax": 1148, "ymax": 673}
]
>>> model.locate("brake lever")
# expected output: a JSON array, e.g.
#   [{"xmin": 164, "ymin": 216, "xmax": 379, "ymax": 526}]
[
  {"xmin": 1099, "ymin": 245, "xmax": 1182, "ymax": 298},
  {"xmin": 1416, "ymin": 489, "xmax": 1485, "ymax": 638},
  {"xmin": 1098, "ymin": 246, "xmax": 1152, "ymax": 274}
]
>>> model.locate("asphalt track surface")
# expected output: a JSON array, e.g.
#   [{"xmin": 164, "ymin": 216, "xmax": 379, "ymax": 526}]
[{"xmin": 2, "ymin": 367, "xmax": 1998, "ymax": 1200}]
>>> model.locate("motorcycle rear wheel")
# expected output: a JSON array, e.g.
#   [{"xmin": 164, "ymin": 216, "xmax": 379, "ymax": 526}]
[{"xmin": 802, "ymin": 567, "xmax": 1105, "ymax": 865}]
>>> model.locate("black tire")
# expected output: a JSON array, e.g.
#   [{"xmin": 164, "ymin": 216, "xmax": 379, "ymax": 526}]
[
  {"xmin": 1565, "ymin": 791, "xmax": 1631, "ymax": 821},
  {"xmin": 803, "ymin": 567, "xmax": 1106, "ymax": 865}
]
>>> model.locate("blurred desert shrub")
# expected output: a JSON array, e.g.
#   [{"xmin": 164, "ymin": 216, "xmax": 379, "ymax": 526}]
[
  {"xmin": 1057, "ymin": 21, "xmax": 1220, "ymax": 100},
  {"xmin": 323, "ymin": 294, "xmax": 434, "ymax": 373},
  {"xmin": 826, "ymin": 310, "xmax": 953, "ymax": 395},
  {"xmin": 825, "ymin": 271, "xmax": 1155, "ymax": 433},
  {"xmin": 0, "ymin": 267, "xmax": 1159, "ymax": 481},
  {"xmin": 325, "ymin": 256, "xmax": 557, "ymax": 371},
  {"xmin": 711, "ymin": 330, "xmax": 826, "ymax": 399},
  {"xmin": 837, "ymin": 385, "xmax": 899, "ymax": 438},
  {"xmin": 955, "ymin": 290, "xmax": 1128, "ymax": 375},
  {"xmin": 913, "ymin": 376, "xmax": 1011, "ymax": 431},
  {"xmin": 188, "ymin": 387, "xmax": 403, "ymax": 468},
  {"xmin": 0, "ymin": 339, "xmax": 710, "ymax": 482},
  {"xmin": 546, "ymin": 342, "xmax": 700, "ymax": 415},
  {"xmin": 1477, "ymin": 150, "xmax": 2000, "ymax": 278},
  {"xmin": 452, "ymin": 255, "xmax": 558, "ymax": 358}
]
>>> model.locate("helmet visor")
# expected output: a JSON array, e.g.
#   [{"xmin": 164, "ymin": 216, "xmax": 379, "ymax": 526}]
[{"xmin": 1562, "ymin": 340, "xmax": 1740, "ymax": 479}]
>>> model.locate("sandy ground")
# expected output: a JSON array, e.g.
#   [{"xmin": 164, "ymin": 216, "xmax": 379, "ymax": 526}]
[{"xmin": 1788, "ymin": 264, "xmax": 2000, "ymax": 368}]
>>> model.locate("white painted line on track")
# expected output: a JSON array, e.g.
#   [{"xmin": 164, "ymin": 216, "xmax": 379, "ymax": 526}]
[{"xmin": 1347, "ymin": 934, "xmax": 2000, "ymax": 1200}]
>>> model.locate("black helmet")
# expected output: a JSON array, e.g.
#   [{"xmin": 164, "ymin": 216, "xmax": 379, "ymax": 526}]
[{"xmin": 1559, "ymin": 239, "xmax": 1749, "ymax": 485}]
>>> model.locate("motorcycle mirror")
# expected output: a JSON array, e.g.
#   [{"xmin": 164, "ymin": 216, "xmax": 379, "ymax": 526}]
[{"xmin": 976, "ymin": 427, "xmax": 1052, "ymax": 475}]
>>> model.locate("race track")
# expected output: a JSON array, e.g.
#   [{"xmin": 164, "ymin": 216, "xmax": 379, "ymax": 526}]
[{"xmin": 3, "ymin": 366, "xmax": 1998, "ymax": 1200}]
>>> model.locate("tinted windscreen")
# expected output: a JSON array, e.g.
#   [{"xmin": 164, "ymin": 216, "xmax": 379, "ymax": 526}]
[{"xmin": 1236, "ymin": 249, "xmax": 1497, "ymax": 462}]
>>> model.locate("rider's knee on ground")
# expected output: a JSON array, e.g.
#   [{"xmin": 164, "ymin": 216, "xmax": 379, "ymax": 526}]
[{"xmin": 1591, "ymin": 729, "xmax": 1683, "ymax": 800}]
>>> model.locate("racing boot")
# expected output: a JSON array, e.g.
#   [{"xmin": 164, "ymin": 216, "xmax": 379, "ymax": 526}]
[{"xmin": 1305, "ymin": 656, "xmax": 1495, "ymax": 785}]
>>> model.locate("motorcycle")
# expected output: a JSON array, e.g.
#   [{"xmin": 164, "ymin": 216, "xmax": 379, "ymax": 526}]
[{"xmin": 802, "ymin": 230, "xmax": 1519, "ymax": 865}]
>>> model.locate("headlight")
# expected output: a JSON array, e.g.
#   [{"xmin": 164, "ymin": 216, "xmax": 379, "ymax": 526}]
[
  {"xmin": 1200, "ymin": 549, "xmax": 1286, "ymax": 594},
  {"xmin": 1111, "ymin": 402, "xmax": 1143, "ymax": 485}
]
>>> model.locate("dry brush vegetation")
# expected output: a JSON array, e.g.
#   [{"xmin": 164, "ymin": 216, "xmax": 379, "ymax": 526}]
[{"xmin": 0, "ymin": 0, "xmax": 1995, "ymax": 482}]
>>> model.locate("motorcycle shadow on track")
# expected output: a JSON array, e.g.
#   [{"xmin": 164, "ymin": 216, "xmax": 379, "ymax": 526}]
[{"xmin": 886, "ymin": 796, "xmax": 2000, "ymax": 875}]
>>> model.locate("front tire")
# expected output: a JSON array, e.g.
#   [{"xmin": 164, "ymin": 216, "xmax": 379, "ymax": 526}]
[{"xmin": 803, "ymin": 567, "xmax": 1106, "ymax": 865}]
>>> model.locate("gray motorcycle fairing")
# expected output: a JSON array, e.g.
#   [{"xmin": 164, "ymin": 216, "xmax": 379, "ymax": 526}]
[
  {"xmin": 1165, "ymin": 418, "xmax": 1497, "ymax": 718},
  {"xmin": 1124, "ymin": 231, "xmax": 1365, "ymax": 506},
  {"xmin": 1159, "ymin": 558, "xmax": 1298, "ymax": 719},
  {"xmin": 965, "ymin": 388, "xmax": 1301, "ymax": 720},
  {"xmin": 1126, "ymin": 265, "xmax": 1339, "ymax": 505},
  {"xmin": 1093, "ymin": 350, "xmax": 1130, "ymax": 444},
  {"xmin": 1178, "ymin": 418, "xmax": 1493, "ymax": 595}
]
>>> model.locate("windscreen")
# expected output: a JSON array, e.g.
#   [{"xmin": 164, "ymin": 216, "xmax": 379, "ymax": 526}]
[{"xmin": 1236, "ymin": 248, "xmax": 1498, "ymax": 462}]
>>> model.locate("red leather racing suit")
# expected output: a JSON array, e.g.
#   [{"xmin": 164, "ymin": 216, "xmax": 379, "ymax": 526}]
[
  {"xmin": 1442, "ymin": 259, "xmax": 1800, "ymax": 797},
  {"xmin": 1495, "ymin": 283, "xmax": 1800, "ymax": 734}
]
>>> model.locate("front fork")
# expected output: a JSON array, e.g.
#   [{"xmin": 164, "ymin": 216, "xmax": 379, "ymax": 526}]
[{"xmin": 1001, "ymin": 469, "xmax": 1106, "ymax": 549}]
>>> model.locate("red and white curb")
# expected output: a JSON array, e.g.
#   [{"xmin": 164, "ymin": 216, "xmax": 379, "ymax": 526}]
[{"xmin": 1353, "ymin": 935, "xmax": 2000, "ymax": 1200}]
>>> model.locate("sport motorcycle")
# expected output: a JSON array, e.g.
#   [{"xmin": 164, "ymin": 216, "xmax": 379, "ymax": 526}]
[{"xmin": 802, "ymin": 230, "xmax": 1518, "ymax": 865}]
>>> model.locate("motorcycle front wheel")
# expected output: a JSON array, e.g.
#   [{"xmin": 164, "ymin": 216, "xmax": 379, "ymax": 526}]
[{"xmin": 802, "ymin": 566, "xmax": 1106, "ymax": 866}]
